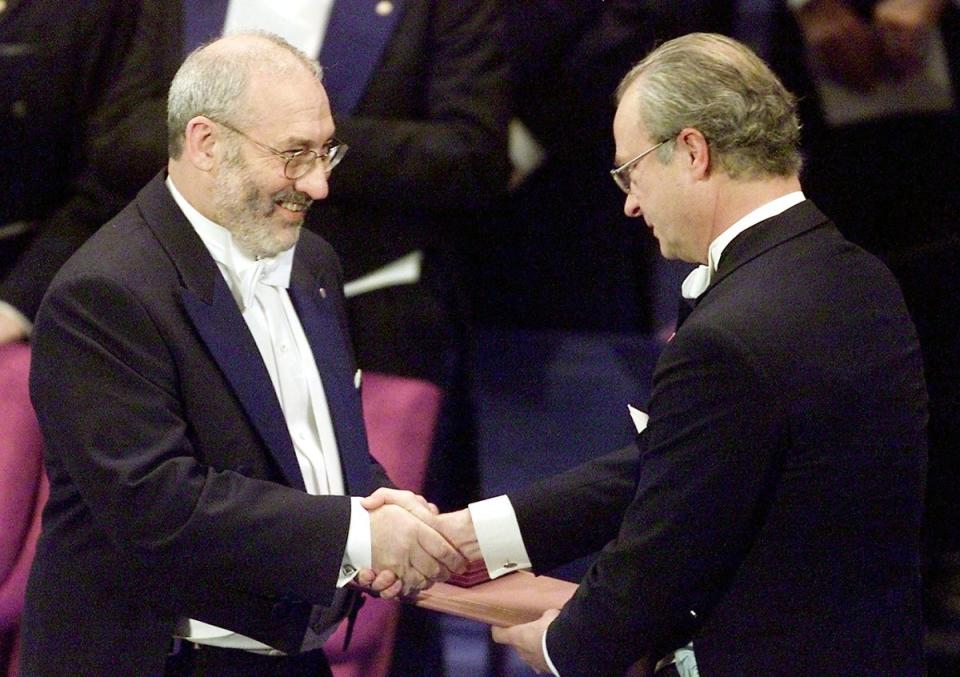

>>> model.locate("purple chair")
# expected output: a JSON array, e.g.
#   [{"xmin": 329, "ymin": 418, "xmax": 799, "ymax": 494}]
[{"xmin": 0, "ymin": 344, "xmax": 47, "ymax": 677}]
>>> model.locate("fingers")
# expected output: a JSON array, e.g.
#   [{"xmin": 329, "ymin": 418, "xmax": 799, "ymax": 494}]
[
  {"xmin": 397, "ymin": 567, "xmax": 428, "ymax": 598},
  {"xmin": 361, "ymin": 488, "xmax": 439, "ymax": 525},
  {"xmin": 416, "ymin": 520, "xmax": 468, "ymax": 574},
  {"xmin": 377, "ymin": 579, "xmax": 404, "ymax": 600},
  {"xmin": 354, "ymin": 568, "xmax": 377, "ymax": 588},
  {"xmin": 434, "ymin": 509, "xmax": 483, "ymax": 561},
  {"xmin": 490, "ymin": 609, "xmax": 560, "ymax": 674},
  {"xmin": 370, "ymin": 504, "xmax": 459, "ymax": 595}
]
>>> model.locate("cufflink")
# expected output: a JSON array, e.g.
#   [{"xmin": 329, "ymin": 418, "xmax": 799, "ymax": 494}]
[
  {"xmin": 342, "ymin": 564, "xmax": 357, "ymax": 576},
  {"xmin": 503, "ymin": 562, "xmax": 517, "ymax": 569}
]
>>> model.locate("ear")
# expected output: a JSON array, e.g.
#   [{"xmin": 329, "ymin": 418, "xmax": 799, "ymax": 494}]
[
  {"xmin": 182, "ymin": 116, "xmax": 218, "ymax": 172},
  {"xmin": 676, "ymin": 127, "xmax": 711, "ymax": 180}
]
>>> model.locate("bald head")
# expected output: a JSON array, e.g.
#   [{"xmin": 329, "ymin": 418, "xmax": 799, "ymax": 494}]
[{"xmin": 167, "ymin": 32, "xmax": 322, "ymax": 158}]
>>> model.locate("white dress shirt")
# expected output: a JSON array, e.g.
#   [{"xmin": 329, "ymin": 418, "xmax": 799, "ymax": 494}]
[{"xmin": 166, "ymin": 177, "xmax": 370, "ymax": 652}]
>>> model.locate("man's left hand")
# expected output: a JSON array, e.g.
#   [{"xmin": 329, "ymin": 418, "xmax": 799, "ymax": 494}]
[{"xmin": 491, "ymin": 608, "xmax": 560, "ymax": 674}]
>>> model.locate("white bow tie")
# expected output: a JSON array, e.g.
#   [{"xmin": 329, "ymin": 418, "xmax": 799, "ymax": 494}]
[
  {"xmin": 681, "ymin": 264, "xmax": 712, "ymax": 300},
  {"xmin": 233, "ymin": 248, "xmax": 295, "ymax": 311}
]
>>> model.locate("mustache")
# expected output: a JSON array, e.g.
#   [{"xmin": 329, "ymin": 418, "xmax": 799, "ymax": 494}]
[{"xmin": 274, "ymin": 189, "xmax": 313, "ymax": 210}]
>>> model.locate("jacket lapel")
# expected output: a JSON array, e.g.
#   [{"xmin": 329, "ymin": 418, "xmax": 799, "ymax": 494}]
[
  {"xmin": 288, "ymin": 279, "xmax": 374, "ymax": 496},
  {"xmin": 702, "ymin": 200, "xmax": 830, "ymax": 301},
  {"xmin": 181, "ymin": 277, "xmax": 306, "ymax": 491},
  {"xmin": 138, "ymin": 174, "xmax": 306, "ymax": 490},
  {"xmin": 319, "ymin": 0, "xmax": 406, "ymax": 114}
]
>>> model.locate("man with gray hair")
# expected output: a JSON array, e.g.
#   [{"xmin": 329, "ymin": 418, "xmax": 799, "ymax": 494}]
[
  {"xmin": 394, "ymin": 33, "xmax": 928, "ymax": 675},
  {"xmin": 21, "ymin": 32, "xmax": 464, "ymax": 676}
]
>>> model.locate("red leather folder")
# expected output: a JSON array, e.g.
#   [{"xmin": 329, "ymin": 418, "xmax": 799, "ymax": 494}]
[{"xmin": 411, "ymin": 570, "xmax": 578, "ymax": 627}]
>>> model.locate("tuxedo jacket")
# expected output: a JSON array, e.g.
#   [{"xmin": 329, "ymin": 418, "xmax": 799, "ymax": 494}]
[
  {"xmin": 511, "ymin": 201, "xmax": 928, "ymax": 675},
  {"xmin": 22, "ymin": 173, "xmax": 386, "ymax": 676},
  {"xmin": 0, "ymin": 0, "xmax": 141, "ymax": 319}
]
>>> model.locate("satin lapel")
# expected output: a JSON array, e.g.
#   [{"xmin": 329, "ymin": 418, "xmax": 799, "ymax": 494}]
[
  {"xmin": 288, "ymin": 283, "xmax": 374, "ymax": 496},
  {"xmin": 319, "ymin": 0, "xmax": 406, "ymax": 114},
  {"xmin": 703, "ymin": 200, "xmax": 830, "ymax": 300},
  {"xmin": 180, "ymin": 275, "xmax": 306, "ymax": 491},
  {"xmin": 136, "ymin": 172, "xmax": 304, "ymax": 491}
]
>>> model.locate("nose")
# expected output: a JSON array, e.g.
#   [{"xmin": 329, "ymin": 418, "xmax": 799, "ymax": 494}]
[
  {"xmin": 293, "ymin": 166, "xmax": 329, "ymax": 201},
  {"xmin": 623, "ymin": 191, "xmax": 642, "ymax": 218}
]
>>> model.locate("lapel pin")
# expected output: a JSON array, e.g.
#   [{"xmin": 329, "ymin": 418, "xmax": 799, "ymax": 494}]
[
  {"xmin": 318, "ymin": 287, "xmax": 327, "ymax": 299},
  {"xmin": 375, "ymin": 1, "xmax": 393, "ymax": 16}
]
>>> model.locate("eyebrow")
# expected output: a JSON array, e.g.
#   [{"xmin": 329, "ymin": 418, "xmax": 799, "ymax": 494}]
[{"xmin": 280, "ymin": 134, "xmax": 337, "ymax": 151}]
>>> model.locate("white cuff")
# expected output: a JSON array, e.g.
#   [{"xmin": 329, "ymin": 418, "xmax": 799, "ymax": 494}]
[
  {"xmin": 467, "ymin": 495, "xmax": 531, "ymax": 579},
  {"xmin": 338, "ymin": 497, "xmax": 371, "ymax": 587}
]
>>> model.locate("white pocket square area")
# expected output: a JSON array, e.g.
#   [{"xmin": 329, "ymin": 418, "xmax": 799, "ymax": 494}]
[{"xmin": 627, "ymin": 405, "xmax": 649, "ymax": 434}]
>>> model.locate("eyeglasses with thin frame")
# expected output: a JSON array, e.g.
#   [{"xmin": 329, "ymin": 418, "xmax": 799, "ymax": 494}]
[
  {"xmin": 610, "ymin": 140, "xmax": 667, "ymax": 194},
  {"xmin": 208, "ymin": 117, "xmax": 348, "ymax": 180}
]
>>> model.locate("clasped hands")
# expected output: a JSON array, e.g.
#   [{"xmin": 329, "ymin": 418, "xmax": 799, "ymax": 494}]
[
  {"xmin": 357, "ymin": 488, "xmax": 559, "ymax": 673},
  {"xmin": 797, "ymin": 0, "xmax": 948, "ymax": 91},
  {"xmin": 354, "ymin": 488, "xmax": 481, "ymax": 599}
]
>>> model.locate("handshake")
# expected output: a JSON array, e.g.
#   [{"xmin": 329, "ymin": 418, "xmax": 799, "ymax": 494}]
[{"xmin": 356, "ymin": 487, "xmax": 483, "ymax": 599}]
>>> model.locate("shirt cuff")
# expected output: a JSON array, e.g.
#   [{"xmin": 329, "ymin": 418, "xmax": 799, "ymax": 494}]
[
  {"xmin": 542, "ymin": 626, "xmax": 561, "ymax": 677},
  {"xmin": 338, "ymin": 497, "xmax": 371, "ymax": 587},
  {"xmin": 467, "ymin": 495, "xmax": 532, "ymax": 579},
  {"xmin": 0, "ymin": 301, "xmax": 32, "ymax": 338}
]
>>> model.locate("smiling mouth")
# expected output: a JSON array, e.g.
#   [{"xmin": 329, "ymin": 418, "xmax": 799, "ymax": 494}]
[{"xmin": 277, "ymin": 199, "xmax": 310, "ymax": 212}]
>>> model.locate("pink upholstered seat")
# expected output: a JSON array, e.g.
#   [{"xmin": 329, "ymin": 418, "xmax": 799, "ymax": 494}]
[
  {"xmin": 326, "ymin": 372, "xmax": 443, "ymax": 677},
  {"xmin": 0, "ymin": 344, "xmax": 47, "ymax": 677}
]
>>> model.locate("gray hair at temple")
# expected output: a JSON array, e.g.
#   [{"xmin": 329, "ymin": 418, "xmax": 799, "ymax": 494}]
[
  {"xmin": 167, "ymin": 31, "xmax": 323, "ymax": 158},
  {"xmin": 617, "ymin": 33, "xmax": 802, "ymax": 179}
]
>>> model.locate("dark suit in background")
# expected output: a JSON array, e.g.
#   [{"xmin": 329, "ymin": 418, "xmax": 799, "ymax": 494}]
[
  {"xmin": 512, "ymin": 202, "xmax": 928, "ymax": 675},
  {"xmin": 22, "ymin": 174, "xmax": 383, "ymax": 676},
  {"xmin": 0, "ymin": 0, "xmax": 141, "ymax": 323},
  {"xmin": 476, "ymin": 0, "xmax": 734, "ymax": 332}
]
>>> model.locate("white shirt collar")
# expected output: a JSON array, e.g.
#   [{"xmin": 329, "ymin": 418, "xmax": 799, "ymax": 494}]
[
  {"xmin": 165, "ymin": 175, "xmax": 295, "ymax": 310},
  {"xmin": 681, "ymin": 191, "xmax": 805, "ymax": 299}
]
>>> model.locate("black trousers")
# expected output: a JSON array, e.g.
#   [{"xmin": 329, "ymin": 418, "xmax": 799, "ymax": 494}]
[{"xmin": 164, "ymin": 643, "xmax": 332, "ymax": 677}]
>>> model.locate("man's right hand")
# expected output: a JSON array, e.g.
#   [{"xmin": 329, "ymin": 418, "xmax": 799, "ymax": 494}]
[
  {"xmin": 434, "ymin": 508, "xmax": 483, "ymax": 562},
  {"xmin": 368, "ymin": 503, "xmax": 468, "ymax": 598}
]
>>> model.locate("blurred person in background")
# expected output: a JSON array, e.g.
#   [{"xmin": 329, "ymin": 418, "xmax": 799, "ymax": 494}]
[{"xmin": 0, "ymin": 0, "xmax": 143, "ymax": 344}]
